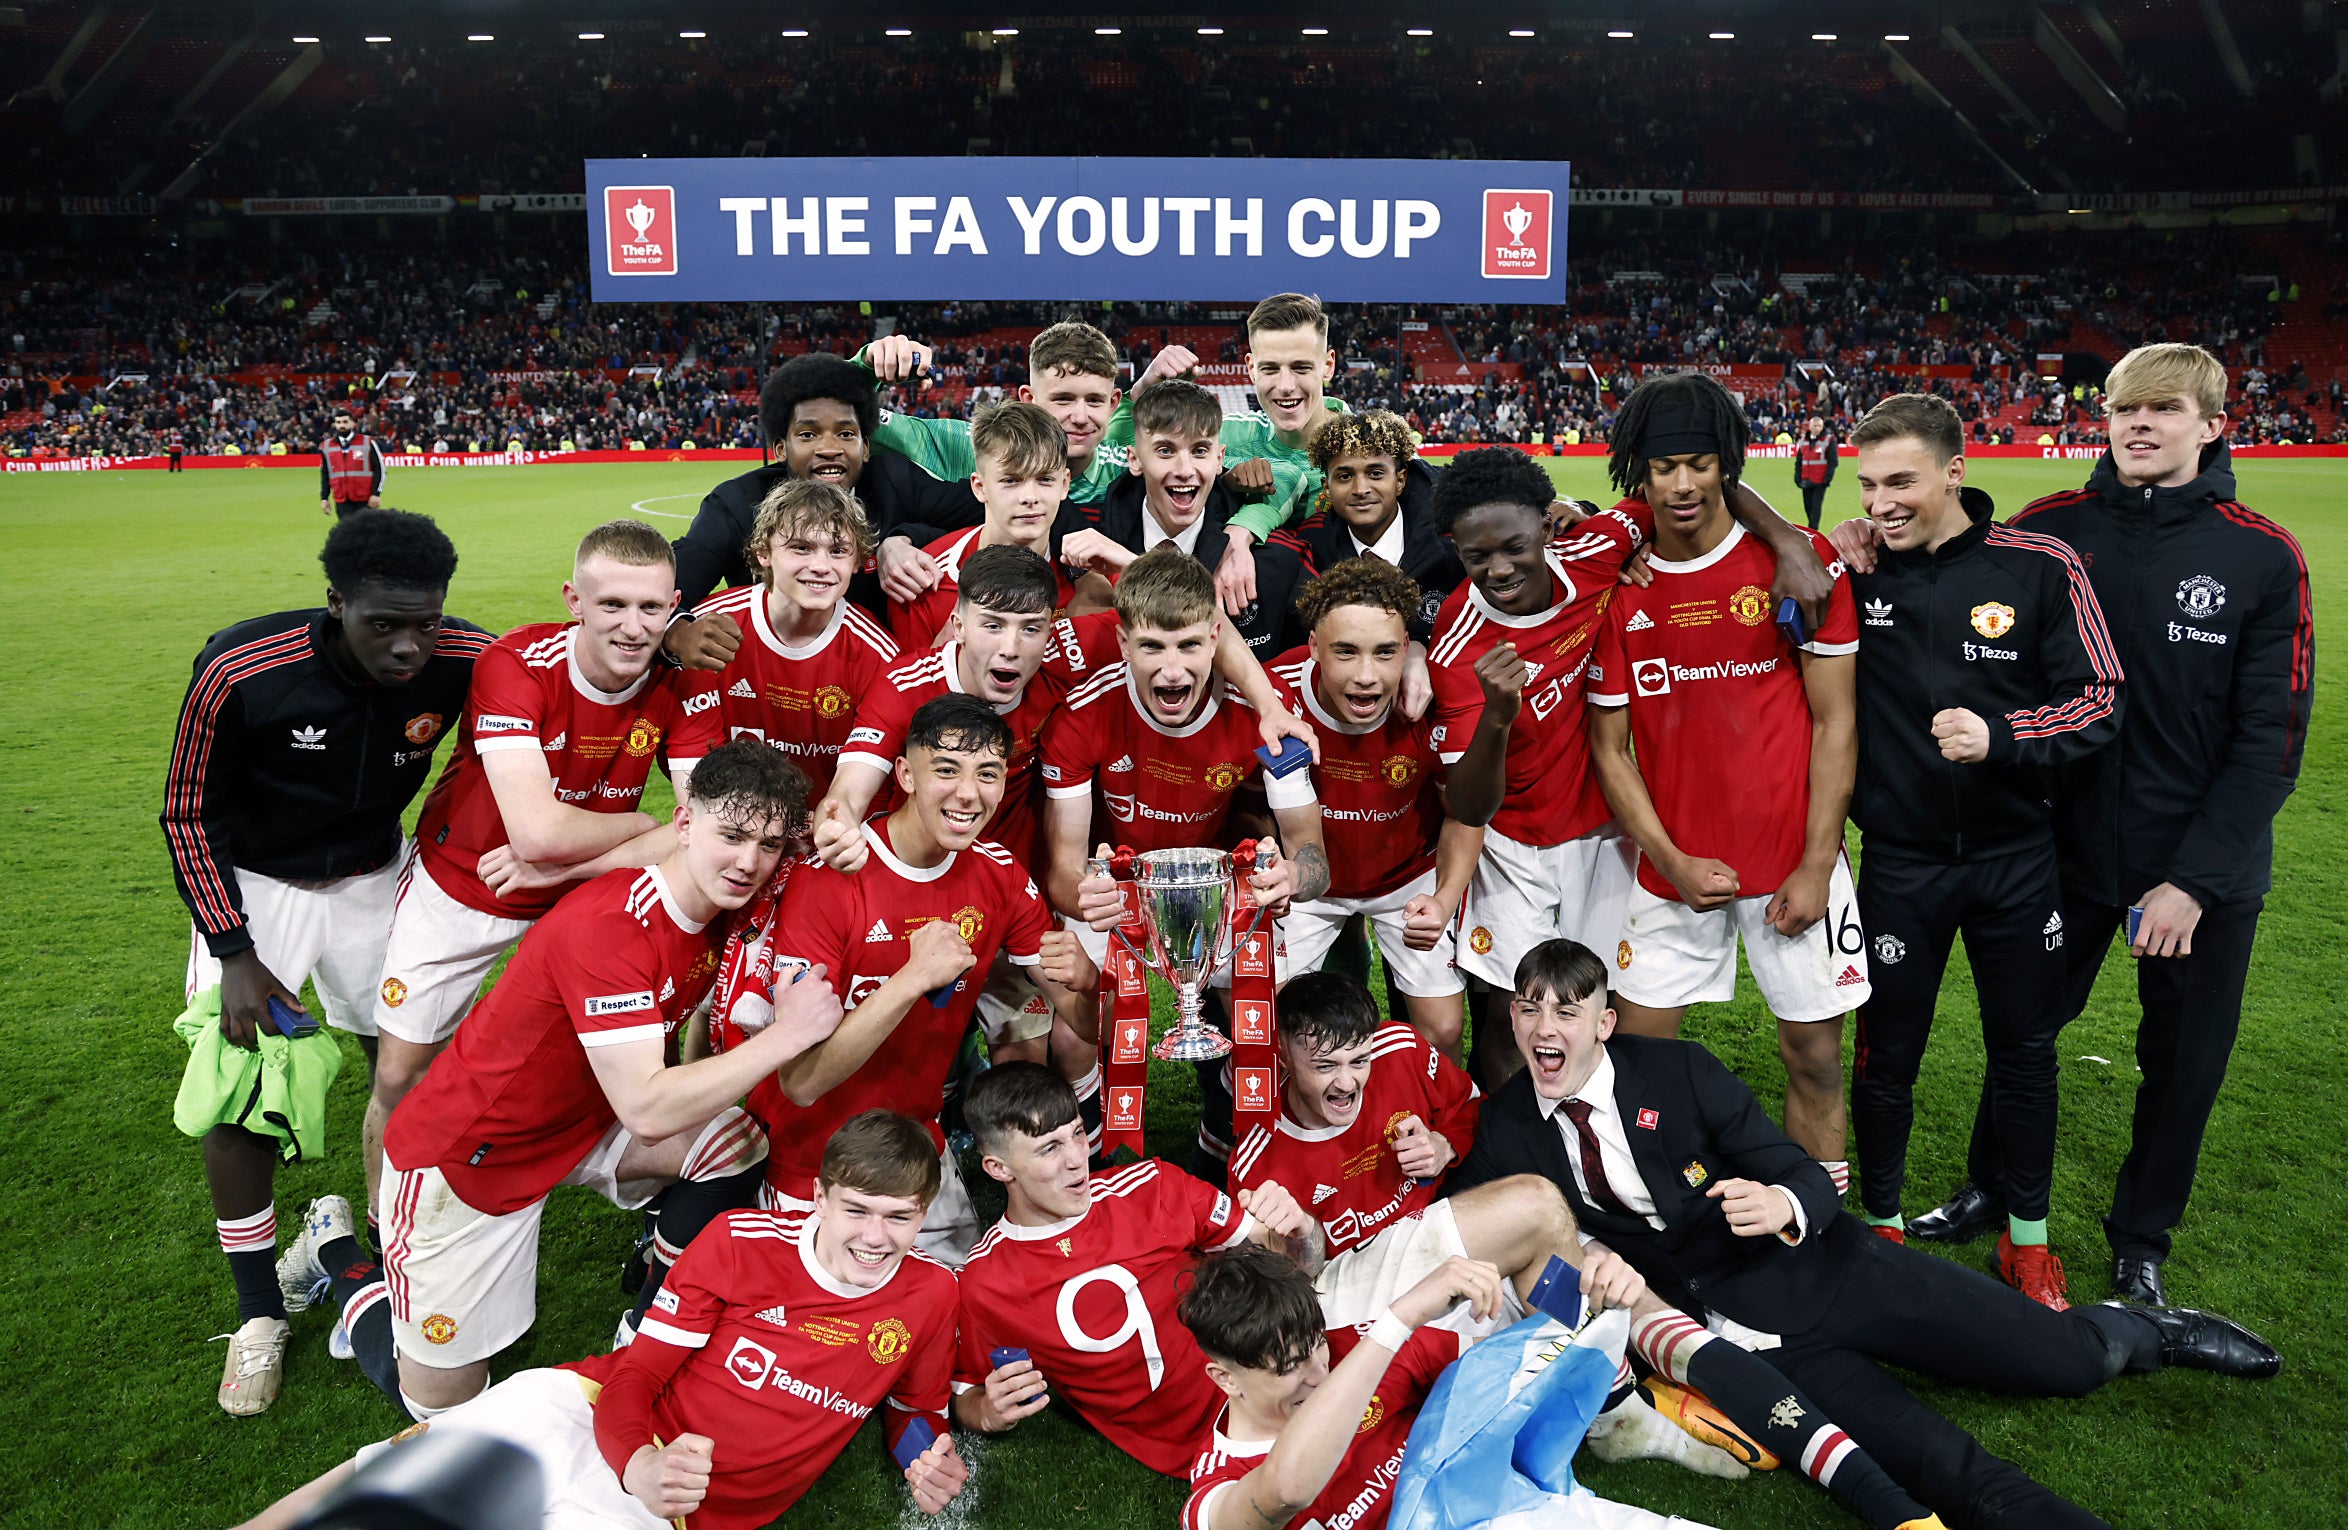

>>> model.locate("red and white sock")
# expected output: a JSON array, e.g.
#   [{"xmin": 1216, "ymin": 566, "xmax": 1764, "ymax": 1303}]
[
  {"xmin": 216, "ymin": 1205, "xmax": 276, "ymax": 1255},
  {"xmin": 1821, "ymin": 1160, "xmax": 1851, "ymax": 1197},
  {"xmin": 1629, "ymin": 1307, "xmax": 1713, "ymax": 1385}
]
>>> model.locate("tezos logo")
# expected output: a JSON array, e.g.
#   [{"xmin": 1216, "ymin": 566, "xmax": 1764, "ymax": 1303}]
[
  {"xmin": 1481, "ymin": 189, "xmax": 1553, "ymax": 281},
  {"xmin": 605, "ymin": 186, "xmax": 679, "ymax": 277}
]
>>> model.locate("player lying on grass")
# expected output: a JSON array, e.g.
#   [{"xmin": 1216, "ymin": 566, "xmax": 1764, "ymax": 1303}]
[
  {"xmin": 371, "ymin": 739, "xmax": 843, "ymax": 1417},
  {"xmin": 946, "ymin": 1063, "xmax": 1742, "ymax": 1483},
  {"xmin": 857, "ymin": 318, "xmax": 1135, "ymax": 511},
  {"xmin": 1048, "ymin": 546, "xmax": 1330, "ymax": 1175},
  {"xmin": 884, "ymin": 399, "xmax": 1110, "ymax": 649},
  {"xmin": 1587, "ymin": 370, "xmax": 1866, "ymax": 1185},
  {"xmin": 245, "ymin": 1111, "xmax": 967, "ymax": 1530},
  {"xmin": 664, "ymin": 352, "xmax": 985, "ymax": 666},
  {"xmin": 1263, "ymin": 559, "xmax": 1518, "ymax": 1058},
  {"xmin": 367, "ymin": 520, "xmax": 724, "ymax": 1243},
  {"xmin": 736, "ymin": 694, "xmax": 1062, "ymax": 1269},
  {"xmin": 162, "ymin": 509, "xmax": 488, "ymax": 1416}
]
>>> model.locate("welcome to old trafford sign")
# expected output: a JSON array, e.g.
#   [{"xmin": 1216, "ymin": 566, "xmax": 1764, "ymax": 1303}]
[{"xmin": 585, "ymin": 157, "xmax": 1569, "ymax": 303}]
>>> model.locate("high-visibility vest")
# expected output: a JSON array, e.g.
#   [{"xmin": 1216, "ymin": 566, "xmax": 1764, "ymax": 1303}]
[
  {"xmin": 324, "ymin": 436, "xmax": 374, "ymax": 501},
  {"xmin": 1794, "ymin": 438, "xmax": 1831, "ymax": 486}
]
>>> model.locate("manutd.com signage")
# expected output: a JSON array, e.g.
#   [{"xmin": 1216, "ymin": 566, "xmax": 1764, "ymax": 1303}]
[{"xmin": 585, "ymin": 157, "xmax": 1569, "ymax": 303}]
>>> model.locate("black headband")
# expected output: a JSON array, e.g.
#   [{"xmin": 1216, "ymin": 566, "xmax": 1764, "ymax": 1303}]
[{"xmin": 1634, "ymin": 404, "xmax": 1723, "ymax": 462}]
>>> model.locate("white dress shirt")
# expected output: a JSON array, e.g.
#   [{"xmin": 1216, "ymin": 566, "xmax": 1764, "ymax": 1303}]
[
  {"xmin": 1348, "ymin": 512, "xmax": 1408, "ymax": 565},
  {"xmin": 1142, "ymin": 507, "xmax": 1206, "ymax": 559}
]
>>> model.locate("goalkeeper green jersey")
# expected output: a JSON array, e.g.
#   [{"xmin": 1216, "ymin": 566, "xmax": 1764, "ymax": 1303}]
[{"xmin": 851, "ymin": 346, "xmax": 1127, "ymax": 507}]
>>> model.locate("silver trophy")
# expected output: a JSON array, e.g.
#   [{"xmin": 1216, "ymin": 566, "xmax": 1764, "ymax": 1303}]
[{"xmin": 1092, "ymin": 845, "xmax": 1275, "ymax": 1062}]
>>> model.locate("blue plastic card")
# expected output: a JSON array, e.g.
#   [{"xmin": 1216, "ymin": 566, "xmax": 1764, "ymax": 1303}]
[
  {"xmin": 892, "ymin": 1416, "xmax": 938, "ymax": 1470},
  {"xmin": 267, "ymin": 994, "xmax": 318, "ymax": 1039},
  {"xmin": 2126, "ymin": 905, "xmax": 2145, "ymax": 946},
  {"xmin": 989, "ymin": 1346, "xmax": 1030, "ymax": 1372},
  {"xmin": 1525, "ymin": 1255, "xmax": 1585, "ymax": 1328},
  {"xmin": 1255, "ymin": 735, "xmax": 1314, "ymax": 778},
  {"xmin": 1774, "ymin": 595, "xmax": 1812, "ymax": 649}
]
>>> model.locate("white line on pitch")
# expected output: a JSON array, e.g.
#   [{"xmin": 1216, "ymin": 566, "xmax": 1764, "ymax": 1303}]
[{"xmin": 630, "ymin": 492, "xmax": 699, "ymax": 520}]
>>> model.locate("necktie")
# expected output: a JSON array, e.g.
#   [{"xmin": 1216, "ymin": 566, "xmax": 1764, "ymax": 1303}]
[{"xmin": 1561, "ymin": 1099, "xmax": 1636, "ymax": 1218}]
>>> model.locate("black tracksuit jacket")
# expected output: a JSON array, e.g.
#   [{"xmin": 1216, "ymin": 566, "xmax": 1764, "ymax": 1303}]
[
  {"xmin": 1849, "ymin": 486, "xmax": 2126, "ymax": 863},
  {"xmin": 2009, "ymin": 442, "xmax": 2313, "ymax": 909},
  {"xmin": 1269, "ymin": 459, "xmax": 1467, "ymax": 643}
]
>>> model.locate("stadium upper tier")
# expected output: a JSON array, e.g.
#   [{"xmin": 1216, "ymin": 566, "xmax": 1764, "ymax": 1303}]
[{"xmin": 2, "ymin": 3, "xmax": 2343, "ymax": 202}]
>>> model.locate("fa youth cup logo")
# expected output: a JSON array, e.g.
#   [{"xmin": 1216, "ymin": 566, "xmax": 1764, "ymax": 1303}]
[
  {"xmin": 604, "ymin": 185, "xmax": 679, "ymax": 276},
  {"xmin": 1481, "ymin": 189, "xmax": 1553, "ymax": 280}
]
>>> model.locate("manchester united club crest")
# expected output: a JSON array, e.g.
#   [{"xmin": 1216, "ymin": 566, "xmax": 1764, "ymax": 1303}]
[
  {"xmin": 1468, "ymin": 926, "xmax": 1494, "ymax": 956},
  {"xmin": 1616, "ymin": 940, "xmax": 1634, "ymax": 970},
  {"xmin": 1969, "ymin": 602, "xmax": 2016, "ymax": 640},
  {"xmin": 420, "ymin": 1313, "xmax": 459, "ymax": 1345},
  {"xmin": 1727, "ymin": 585, "xmax": 1771, "ymax": 626},
  {"xmin": 404, "ymin": 713, "xmax": 443, "ymax": 745},
  {"xmin": 867, "ymin": 1317, "xmax": 912, "ymax": 1365},
  {"xmin": 2175, "ymin": 574, "xmax": 2227, "ymax": 620},
  {"xmin": 1384, "ymin": 1111, "xmax": 1415, "ymax": 1144},
  {"xmin": 379, "ymin": 977, "xmax": 408, "ymax": 1008},
  {"xmin": 1359, "ymin": 1393, "xmax": 1386, "ymax": 1433},
  {"xmin": 815, "ymin": 685, "xmax": 853, "ymax": 718},
  {"xmin": 950, "ymin": 905, "xmax": 983, "ymax": 942},
  {"xmin": 1380, "ymin": 754, "xmax": 1417, "ymax": 788},
  {"xmin": 625, "ymin": 718, "xmax": 662, "ymax": 757},
  {"xmin": 1205, "ymin": 762, "xmax": 1243, "ymax": 793}
]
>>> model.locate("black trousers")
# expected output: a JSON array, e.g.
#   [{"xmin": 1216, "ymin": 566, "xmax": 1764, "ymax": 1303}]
[
  {"xmin": 1772, "ymin": 1227, "xmax": 2139, "ymax": 1528},
  {"xmin": 1799, "ymin": 481, "xmax": 1830, "ymax": 528},
  {"xmin": 1852, "ymin": 843, "xmax": 2069, "ymax": 1221},
  {"xmin": 1968, "ymin": 895, "xmax": 2263, "ymax": 1260}
]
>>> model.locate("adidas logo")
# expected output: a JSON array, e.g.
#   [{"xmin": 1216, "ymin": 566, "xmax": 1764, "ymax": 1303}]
[
  {"xmin": 1522, "ymin": 660, "xmax": 1546, "ymax": 683},
  {"xmin": 543, "ymin": 731, "xmax": 567, "ymax": 752},
  {"xmin": 754, "ymin": 1304, "xmax": 789, "ymax": 1328},
  {"xmin": 2042, "ymin": 911, "xmax": 2064, "ymax": 936},
  {"xmin": 1312, "ymin": 1183, "xmax": 1338, "ymax": 1205},
  {"xmin": 1835, "ymin": 965, "xmax": 1865, "ymax": 987},
  {"xmin": 290, "ymin": 725, "xmax": 328, "ymax": 750},
  {"xmin": 1108, "ymin": 754, "xmax": 1136, "ymax": 773},
  {"xmin": 659, "ymin": 977, "xmax": 675, "ymax": 1001},
  {"xmin": 1624, "ymin": 609, "xmax": 1656, "ymax": 632},
  {"xmin": 728, "ymin": 678, "xmax": 756, "ymax": 699},
  {"xmin": 866, "ymin": 919, "xmax": 892, "ymax": 943},
  {"xmin": 1863, "ymin": 598, "xmax": 1894, "ymax": 628}
]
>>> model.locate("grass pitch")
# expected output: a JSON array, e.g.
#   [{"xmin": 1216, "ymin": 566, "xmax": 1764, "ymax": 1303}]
[{"xmin": 0, "ymin": 456, "xmax": 2339, "ymax": 1528}]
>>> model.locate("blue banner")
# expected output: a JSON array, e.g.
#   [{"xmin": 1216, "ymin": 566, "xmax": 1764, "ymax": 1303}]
[{"xmin": 585, "ymin": 156, "xmax": 1569, "ymax": 304}]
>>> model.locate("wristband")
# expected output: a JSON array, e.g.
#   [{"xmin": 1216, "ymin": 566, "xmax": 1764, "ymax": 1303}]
[{"xmin": 1366, "ymin": 1310, "xmax": 1412, "ymax": 1353}]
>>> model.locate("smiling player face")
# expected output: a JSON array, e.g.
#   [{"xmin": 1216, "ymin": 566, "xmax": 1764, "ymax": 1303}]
[
  {"xmin": 1022, "ymin": 367, "xmax": 1119, "ymax": 467},
  {"xmin": 564, "ymin": 552, "xmax": 679, "ymax": 691},
  {"xmin": 952, "ymin": 602, "xmax": 1052, "ymax": 705},
  {"xmin": 1279, "ymin": 1032, "xmax": 1377, "ymax": 1130},
  {"xmin": 1120, "ymin": 619, "xmax": 1220, "ymax": 726},
  {"xmin": 896, "ymin": 738, "xmax": 1008, "ymax": 852},
  {"xmin": 1213, "ymin": 1339, "xmax": 1334, "ymax": 1426},
  {"xmin": 985, "ymin": 1118, "xmax": 1092, "ymax": 1223},
  {"xmin": 1510, "ymin": 983, "xmax": 1616, "ymax": 1102},
  {"xmin": 1307, "ymin": 603, "xmax": 1406, "ymax": 728},
  {"xmin": 1450, "ymin": 500, "xmax": 1556, "ymax": 617},
  {"xmin": 782, "ymin": 398, "xmax": 868, "ymax": 490},
  {"xmin": 674, "ymin": 799, "xmax": 793, "ymax": 913},
  {"xmin": 757, "ymin": 519, "xmax": 859, "ymax": 619},
  {"xmin": 1134, "ymin": 428, "xmax": 1223, "ymax": 536},
  {"xmin": 1248, "ymin": 323, "xmax": 1335, "ymax": 438},
  {"xmin": 1324, "ymin": 451, "xmax": 1405, "ymax": 541},
  {"xmin": 812, "ymin": 1181, "xmax": 928, "ymax": 1289},
  {"xmin": 1855, "ymin": 435, "xmax": 1969, "ymax": 553}
]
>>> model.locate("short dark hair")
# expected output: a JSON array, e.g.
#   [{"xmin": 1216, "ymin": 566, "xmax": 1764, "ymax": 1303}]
[
  {"xmin": 1850, "ymin": 393, "xmax": 1964, "ymax": 464},
  {"xmin": 1607, "ymin": 371, "xmax": 1751, "ymax": 494},
  {"xmin": 820, "ymin": 1110, "xmax": 943, "ymax": 1205},
  {"xmin": 760, "ymin": 353, "xmax": 879, "ymax": 447},
  {"xmin": 319, "ymin": 508, "xmax": 458, "ymax": 596},
  {"xmin": 1247, "ymin": 292, "xmax": 1329, "ymax": 345},
  {"xmin": 1275, "ymin": 971, "xmax": 1383, "ymax": 1052},
  {"xmin": 965, "ymin": 1062, "xmax": 1080, "ymax": 1157},
  {"xmin": 685, "ymin": 736, "xmax": 811, "ymax": 836},
  {"xmin": 1178, "ymin": 1242, "xmax": 1326, "ymax": 1374},
  {"xmin": 1430, "ymin": 446, "xmax": 1553, "ymax": 536},
  {"xmin": 1132, "ymin": 378, "xmax": 1223, "ymax": 442},
  {"xmin": 905, "ymin": 694, "xmax": 1013, "ymax": 761},
  {"xmin": 957, "ymin": 543, "xmax": 1060, "ymax": 617},
  {"xmin": 1515, "ymin": 938, "xmax": 1609, "ymax": 1009}
]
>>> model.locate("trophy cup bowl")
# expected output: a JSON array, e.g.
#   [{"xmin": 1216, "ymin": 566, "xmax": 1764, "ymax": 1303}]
[{"xmin": 1132, "ymin": 848, "xmax": 1237, "ymax": 1061}]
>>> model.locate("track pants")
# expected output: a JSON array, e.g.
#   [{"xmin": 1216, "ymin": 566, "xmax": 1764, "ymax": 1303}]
[
  {"xmin": 1851, "ymin": 842, "xmax": 2069, "ymax": 1222},
  {"xmin": 1799, "ymin": 482, "xmax": 1830, "ymax": 528},
  {"xmin": 1968, "ymin": 895, "xmax": 2263, "ymax": 1260}
]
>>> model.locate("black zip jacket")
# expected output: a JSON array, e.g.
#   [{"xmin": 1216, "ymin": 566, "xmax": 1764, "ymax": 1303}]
[
  {"xmin": 1270, "ymin": 459, "xmax": 1467, "ymax": 643},
  {"xmin": 162, "ymin": 610, "xmax": 492, "ymax": 958},
  {"xmin": 671, "ymin": 446, "xmax": 984, "ymax": 620},
  {"xmin": 2010, "ymin": 441, "xmax": 2313, "ymax": 908},
  {"xmin": 1849, "ymin": 486, "xmax": 2126, "ymax": 863},
  {"xmin": 1090, "ymin": 471, "xmax": 1308, "ymax": 658}
]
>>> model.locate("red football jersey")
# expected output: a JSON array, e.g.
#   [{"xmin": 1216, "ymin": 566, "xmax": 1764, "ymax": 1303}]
[
  {"xmin": 889, "ymin": 527, "xmax": 1079, "ymax": 651},
  {"xmin": 1181, "ymin": 1325, "xmax": 1461, "ymax": 1530},
  {"xmin": 745, "ymin": 819, "xmax": 1051, "ymax": 1198},
  {"xmin": 1040, "ymin": 671, "xmax": 1318, "ymax": 861},
  {"xmin": 1227, "ymin": 1024, "xmax": 1482, "ymax": 1259},
  {"xmin": 383, "ymin": 866, "xmax": 723, "ymax": 1215},
  {"xmin": 413, "ymin": 623, "xmax": 723, "ymax": 920},
  {"xmin": 1425, "ymin": 502, "xmax": 1651, "ymax": 847},
  {"xmin": 569, "ymin": 1209, "xmax": 957, "ymax": 1530},
  {"xmin": 1586, "ymin": 523, "xmax": 1858, "ymax": 900},
  {"xmin": 694, "ymin": 583, "xmax": 900, "ymax": 802},
  {"xmin": 1266, "ymin": 651, "xmax": 1442, "ymax": 900},
  {"xmin": 956, "ymin": 1159, "xmax": 1252, "ymax": 1477}
]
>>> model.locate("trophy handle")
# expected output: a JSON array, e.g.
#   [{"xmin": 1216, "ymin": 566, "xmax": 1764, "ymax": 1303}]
[{"xmin": 1088, "ymin": 849, "xmax": 1159, "ymax": 975}]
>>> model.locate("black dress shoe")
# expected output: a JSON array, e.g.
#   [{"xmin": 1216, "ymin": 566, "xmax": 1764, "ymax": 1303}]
[
  {"xmin": 1907, "ymin": 1180, "xmax": 2006, "ymax": 1245},
  {"xmin": 2111, "ymin": 1253, "xmax": 2168, "ymax": 1306},
  {"xmin": 2113, "ymin": 1302, "xmax": 2283, "ymax": 1380}
]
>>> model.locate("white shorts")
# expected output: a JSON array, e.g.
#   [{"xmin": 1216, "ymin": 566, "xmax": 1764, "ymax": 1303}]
[
  {"xmin": 352, "ymin": 1368, "xmax": 667, "ymax": 1530},
  {"xmin": 380, "ymin": 1123, "xmax": 661, "ymax": 1369},
  {"xmin": 1614, "ymin": 857, "xmax": 1871, "ymax": 1022},
  {"xmin": 1456, "ymin": 826, "xmax": 1637, "ymax": 989},
  {"xmin": 1279, "ymin": 867, "xmax": 1465, "ymax": 999},
  {"xmin": 976, "ymin": 954, "xmax": 1055, "ymax": 1046},
  {"xmin": 185, "ymin": 858, "xmax": 403, "ymax": 1037},
  {"xmin": 761, "ymin": 1144, "xmax": 978, "ymax": 1268},
  {"xmin": 1314, "ymin": 1199, "xmax": 1526, "ymax": 1340},
  {"xmin": 372, "ymin": 850, "xmax": 535, "ymax": 1045}
]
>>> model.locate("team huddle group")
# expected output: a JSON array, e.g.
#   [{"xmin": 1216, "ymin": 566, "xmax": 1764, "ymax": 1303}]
[{"xmin": 168, "ymin": 293, "xmax": 2312, "ymax": 1530}]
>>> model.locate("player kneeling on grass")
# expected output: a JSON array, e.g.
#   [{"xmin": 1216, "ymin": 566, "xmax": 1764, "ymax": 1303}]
[
  {"xmin": 241, "ymin": 1110, "xmax": 968, "ymax": 1530},
  {"xmin": 371, "ymin": 739, "xmax": 845, "ymax": 1418}
]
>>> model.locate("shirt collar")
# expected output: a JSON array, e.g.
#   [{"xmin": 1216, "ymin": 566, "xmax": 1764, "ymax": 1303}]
[
  {"xmin": 1534, "ymin": 1047, "xmax": 1615, "ymax": 1121},
  {"xmin": 1349, "ymin": 513, "xmax": 1407, "ymax": 565},
  {"xmin": 1142, "ymin": 507, "xmax": 1205, "ymax": 559}
]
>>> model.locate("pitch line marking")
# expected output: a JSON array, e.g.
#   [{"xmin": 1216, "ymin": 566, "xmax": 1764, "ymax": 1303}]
[{"xmin": 629, "ymin": 492, "xmax": 698, "ymax": 520}]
